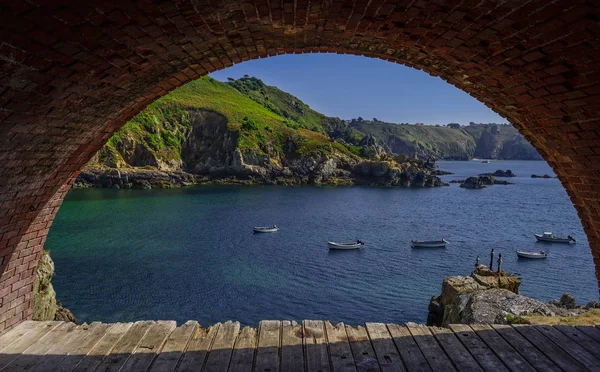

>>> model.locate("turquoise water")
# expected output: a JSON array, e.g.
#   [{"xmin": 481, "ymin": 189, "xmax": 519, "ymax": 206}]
[{"xmin": 46, "ymin": 161, "xmax": 598, "ymax": 326}]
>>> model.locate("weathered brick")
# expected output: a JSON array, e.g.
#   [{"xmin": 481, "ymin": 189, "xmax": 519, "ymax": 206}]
[{"xmin": 1, "ymin": 0, "xmax": 600, "ymax": 333}]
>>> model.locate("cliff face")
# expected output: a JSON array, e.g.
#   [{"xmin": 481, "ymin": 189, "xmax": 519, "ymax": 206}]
[
  {"xmin": 33, "ymin": 251, "xmax": 76, "ymax": 323},
  {"xmin": 351, "ymin": 121, "xmax": 542, "ymax": 161}
]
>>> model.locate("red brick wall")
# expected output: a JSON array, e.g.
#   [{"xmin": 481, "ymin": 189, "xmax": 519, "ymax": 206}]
[{"xmin": 1, "ymin": 0, "xmax": 599, "ymax": 331}]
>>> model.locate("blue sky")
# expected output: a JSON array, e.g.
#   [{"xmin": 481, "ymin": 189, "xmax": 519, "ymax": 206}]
[{"xmin": 209, "ymin": 53, "xmax": 506, "ymax": 125}]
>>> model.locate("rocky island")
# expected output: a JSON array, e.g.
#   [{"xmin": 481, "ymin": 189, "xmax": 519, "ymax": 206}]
[
  {"xmin": 450, "ymin": 175, "xmax": 514, "ymax": 189},
  {"xmin": 76, "ymin": 76, "xmax": 539, "ymax": 189}
]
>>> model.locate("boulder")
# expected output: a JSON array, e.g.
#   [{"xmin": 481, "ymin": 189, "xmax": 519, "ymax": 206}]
[
  {"xmin": 549, "ymin": 293, "xmax": 578, "ymax": 309},
  {"xmin": 442, "ymin": 288, "xmax": 566, "ymax": 326},
  {"xmin": 480, "ymin": 169, "xmax": 516, "ymax": 177}
]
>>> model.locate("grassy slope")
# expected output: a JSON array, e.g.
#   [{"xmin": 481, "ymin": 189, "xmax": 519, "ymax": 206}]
[{"xmin": 97, "ymin": 76, "xmax": 355, "ymax": 168}]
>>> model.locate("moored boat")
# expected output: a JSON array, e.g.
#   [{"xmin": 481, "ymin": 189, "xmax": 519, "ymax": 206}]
[
  {"xmin": 517, "ymin": 250, "xmax": 547, "ymax": 259},
  {"xmin": 328, "ymin": 241, "xmax": 364, "ymax": 250},
  {"xmin": 253, "ymin": 225, "xmax": 279, "ymax": 233},
  {"xmin": 534, "ymin": 232, "xmax": 575, "ymax": 243},
  {"xmin": 411, "ymin": 239, "xmax": 448, "ymax": 248},
  {"xmin": 481, "ymin": 160, "xmax": 490, "ymax": 163}
]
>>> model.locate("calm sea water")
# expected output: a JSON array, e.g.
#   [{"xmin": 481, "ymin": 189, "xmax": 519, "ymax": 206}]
[{"xmin": 46, "ymin": 160, "xmax": 598, "ymax": 326}]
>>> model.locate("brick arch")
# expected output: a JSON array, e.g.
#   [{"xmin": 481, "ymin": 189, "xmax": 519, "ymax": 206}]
[{"xmin": 0, "ymin": 0, "xmax": 599, "ymax": 330}]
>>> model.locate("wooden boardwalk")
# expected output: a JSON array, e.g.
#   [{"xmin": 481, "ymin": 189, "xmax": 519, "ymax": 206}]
[{"xmin": 1, "ymin": 321, "xmax": 600, "ymax": 371}]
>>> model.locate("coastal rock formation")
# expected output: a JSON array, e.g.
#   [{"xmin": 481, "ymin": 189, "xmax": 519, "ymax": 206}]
[
  {"xmin": 427, "ymin": 265, "xmax": 584, "ymax": 327},
  {"xmin": 471, "ymin": 264, "xmax": 521, "ymax": 293},
  {"xmin": 531, "ymin": 174, "xmax": 554, "ymax": 178},
  {"xmin": 33, "ymin": 251, "xmax": 76, "ymax": 323},
  {"xmin": 480, "ymin": 169, "xmax": 516, "ymax": 177},
  {"xmin": 453, "ymin": 175, "xmax": 514, "ymax": 189},
  {"xmin": 443, "ymin": 289, "xmax": 567, "ymax": 325}
]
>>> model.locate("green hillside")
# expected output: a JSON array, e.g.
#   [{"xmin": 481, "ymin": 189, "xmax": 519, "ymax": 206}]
[{"xmin": 97, "ymin": 76, "xmax": 358, "ymax": 169}]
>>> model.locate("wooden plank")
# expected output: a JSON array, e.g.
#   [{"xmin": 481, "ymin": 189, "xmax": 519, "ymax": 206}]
[
  {"xmin": 0, "ymin": 321, "xmax": 62, "ymax": 369},
  {"xmin": 507, "ymin": 324, "xmax": 585, "ymax": 372},
  {"xmin": 576, "ymin": 326, "xmax": 600, "ymax": 344},
  {"xmin": 52, "ymin": 323, "xmax": 112, "ymax": 372},
  {"xmin": 345, "ymin": 325, "xmax": 379, "ymax": 372},
  {"xmin": 325, "ymin": 322, "xmax": 357, "ymax": 372},
  {"xmin": 203, "ymin": 321, "xmax": 240, "ymax": 372},
  {"xmin": 149, "ymin": 321, "xmax": 199, "ymax": 372},
  {"xmin": 405, "ymin": 323, "xmax": 455, "ymax": 371},
  {"xmin": 533, "ymin": 325, "xmax": 600, "ymax": 371},
  {"xmin": 469, "ymin": 324, "xmax": 535, "ymax": 372},
  {"xmin": 281, "ymin": 320, "xmax": 304, "ymax": 372},
  {"xmin": 120, "ymin": 320, "xmax": 177, "ymax": 372},
  {"xmin": 2, "ymin": 322, "xmax": 76, "ymax": 372},
  {"xmin": 449, "ymin": 324, "xmax": 508, "ymax": 371},
  {"xmin": 554, "ymin": 325, "xmax": 600, "ymax": 360},
  {"xmin": 387, "ymin": 324, "xmax": 431, "ymax": 372},
  {"xmin": 176, "ymin": 323, "xmax": 220, "ymax": 372},
  {"xmin": 491, "ymin": 325, "xmax": 560, "ymax": 372},
  {"xmin": 72, "ymin": 322, "xmax": 133, "ymax": 371},
  {"xmin": 428, "ymin": 326, "xmax": 482, "ymax": 372},
  {"xmin": 228, "ymin": 325, "xmax": 257, "ymax": 372},
  {"xmin": 304, "ymin": 320, "xmax": 331, "ymax": 372},
  {"xmin": 255, "ymin": 320, "xmax": 281, "ymax": 372},
  {"xmin": 365, "ymin": 322, "xmax": 405, "ymax": 372},
  {"xmin": 0, "ymin": 321, "xmax": 40, "ymax": 352},
  {"xmin": 29, "ymin": 323, "xmax": 105, "ymax": 372},
  {"xmin": 94, "ymin": 320, "xmax": 154, "ymax": 372}
]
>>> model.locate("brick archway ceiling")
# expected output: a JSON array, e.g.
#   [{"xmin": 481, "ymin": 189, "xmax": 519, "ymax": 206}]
[{"xmin": 0, "ymin": 0, "xmax": 599, "ymax": 330}]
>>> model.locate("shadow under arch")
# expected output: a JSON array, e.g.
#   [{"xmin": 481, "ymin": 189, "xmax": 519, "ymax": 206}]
[{"xmin": 0, "ymin": 0, "xmax": 599, "ymax": 331}]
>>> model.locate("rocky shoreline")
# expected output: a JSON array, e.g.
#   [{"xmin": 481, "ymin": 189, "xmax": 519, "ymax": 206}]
[
  {"xmin": 75, "ymin": 155, "xmax": 449, "ymax": 190},
  {"xmin": 428, "ymin": 265, "xmax": 598, "ymax": 326}
]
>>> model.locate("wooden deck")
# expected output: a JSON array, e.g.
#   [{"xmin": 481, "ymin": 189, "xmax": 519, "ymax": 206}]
[{"xmin": 1, "ymin": 321, "xmax": 600, "ymax": 371}]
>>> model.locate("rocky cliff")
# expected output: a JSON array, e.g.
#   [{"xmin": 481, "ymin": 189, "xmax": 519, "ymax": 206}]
[
  {"xmin": 349, "ymin": 120, "xmax": 542, "ymax": 161},
  {"xmin": 78, "ymin": 77, "xmax": 445, "ymax": 188},
  {"xmin": 33, "ymin": 251, "xmax": 76, "ymax": 323}
]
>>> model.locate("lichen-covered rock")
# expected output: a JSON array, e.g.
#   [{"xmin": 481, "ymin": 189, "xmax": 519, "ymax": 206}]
[
  {"xmin": 33, "ymin": 252, "xmax": 57, "ymax": 321},
  {"xmin": 441, "ymin": 276, "xmax": 483, "ymax": 306},
  {"xmin": 33, "ymin": 251, "xmax": 76, "ymax": 323},
  {"xmin": 471, "ymin": 265, "xmax": 521, "ymax": 294},
  {"xmin": 442, "ymin": 288, "xmax": 568, "ymax": 326}
]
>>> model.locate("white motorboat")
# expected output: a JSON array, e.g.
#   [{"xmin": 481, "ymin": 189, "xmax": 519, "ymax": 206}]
[
  {"xmin": 253, "ymin": 225, "xmax": 279, "ymax": 233},
  {"xmin": 481, "ymin": 160, "xmax": 490, "ymax": 163},
  {"xmin": 517, "ymin": 250, "xmax": 548, "ymax": 259},
  {"xmin": 411, "ymin": 239, "xmax": 448, "ymax": 248},
  {"xmin": 534, "ymin": 232, "xmax": 575, "ymax": 243},
  {"xmin": 328, "ymin": 241, "xmax": 364, "ymax": 250}
]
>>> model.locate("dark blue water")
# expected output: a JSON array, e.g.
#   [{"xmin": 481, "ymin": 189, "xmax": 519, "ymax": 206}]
[{"xmin": 46, "ymin": 160, "xmax": 598, "ymax": 326}]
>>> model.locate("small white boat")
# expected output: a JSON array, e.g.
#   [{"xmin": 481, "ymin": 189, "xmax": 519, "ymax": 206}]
[
  {"xmin": 328, "ymin": 241, "xmax": 364, "ymax": 250},
  {"xmin": 534, "ymin": 232, "xmax": 575, "ymax": 244},
  {"xmin": 517, "ymin": 250, "xmax": 548, "ymax": 259},
  {"xmin": 481, "ymin": 160, "xmax": 490, "ymax": 163},
  {"xmin": 411, "ymin": 239, "xmax": 448, "ymax": 248},
  {"xmin": 253, "ymin": 225, "xmax": 279, "ymax": 233}
]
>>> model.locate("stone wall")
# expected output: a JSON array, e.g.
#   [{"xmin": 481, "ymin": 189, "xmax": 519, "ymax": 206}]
[{"xmin": 0, "ymin": 0, "xmax": 599, "ymax": 331}]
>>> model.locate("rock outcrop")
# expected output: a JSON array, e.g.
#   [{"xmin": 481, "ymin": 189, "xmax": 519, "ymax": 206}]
[
  {"xmin": 531, "ymin": 174, "xmax": 554, "ymax": 178},
  {"xmin": 443, "ymin": 289, "xmax": 568, "ymax": 325},
  {"xmin": 33, "ymin": 251, "xmax": 76, "ymax": 323},
  {"xmin": 480, "ymin": 169, "xmax": 516, "ymax": 177},
  {"xmin": 427, "ymin": 265, "xmax": 585, "ymax": 327},
  {"xmin": 452, "ymin": 175, "xmax": 514, "ymax": 189}
]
